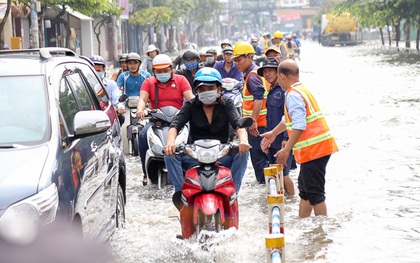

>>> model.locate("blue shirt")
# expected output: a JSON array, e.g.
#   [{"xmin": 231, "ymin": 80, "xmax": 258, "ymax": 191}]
[
  {"xmin": 281, "ymin": 87, "xmax": 307, "ymax": 131},
  {"xmin": 266, "ymin": 83, "xmax": 287, "ymax": 149},
  {"xmin": 116, "ymin": 70, "xmax": 151, "ymax": 97},
  {"xmin": 213, "ymin": 61, "xmax": 242, "ymax": 81}
]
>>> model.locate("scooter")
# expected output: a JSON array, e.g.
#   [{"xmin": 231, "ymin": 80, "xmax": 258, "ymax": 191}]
[
  {"xmin": 175, "ymin": 117, "xmax": 253, "ymax": 239},
  {"xmin": 145, "ymin": 106, "xmax": 189, "ymax": 189},
  {"xmin": 221, "ymin": 78, "xmax": 243, "ymax": 117},
  {"xmin": 221, "ymin": 78, "xmax": 243, "ymax": 142},
  {"xmin": 118, "ymin": 94, "xmax": 148, "ymax": 156}
]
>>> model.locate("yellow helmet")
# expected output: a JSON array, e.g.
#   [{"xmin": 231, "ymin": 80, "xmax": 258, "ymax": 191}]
[
  {"xmin": 273, "ymin": 31, "xmax": 283, "ymax": 39},
  {"xmin": 232, "ymin": 41, "xmax": 255, "ymax": 58}
]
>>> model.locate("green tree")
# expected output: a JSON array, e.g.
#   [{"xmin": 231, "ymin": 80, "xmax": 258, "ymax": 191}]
[
  {"xmin": 91, "ymin": 3, "xmax": 124, "ymax": 55},
  {"xmin": 40, "ymin": 0, "xmax": 120, "ymax": 50},
  {"xmin": 0, "ymin": 0, "xmax": 12, "ymax": 48}
]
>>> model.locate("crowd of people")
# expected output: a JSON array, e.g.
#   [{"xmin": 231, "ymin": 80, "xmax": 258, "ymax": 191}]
[{"xmin": 90, "ymin": 30, "xmax": 337, "ymax": 219}]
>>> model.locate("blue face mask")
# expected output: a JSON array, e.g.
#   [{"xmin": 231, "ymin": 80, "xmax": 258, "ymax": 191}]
[
  {"xmin": 97, "ymin": 72, "xmax": 104, "ymax": 79},
  {"xmin": 156, "ymin": 73, "xmax": 171, "ymax": 83},
  {"xmin": 184, "ymin": 61, "xmax": 198, "ymax": 71},
  {"xmin": 101, "ymin": 96, "xmax": 109, "ymax": 103}
]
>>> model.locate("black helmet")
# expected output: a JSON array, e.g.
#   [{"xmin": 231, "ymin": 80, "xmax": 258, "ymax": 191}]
[
  {"xmin": 182, "ymin": 50, "xmax": 200, "ymax": 60},
  {"xmin": 119, "ymin": 53, "xmax": 128, "ymax": 62},
  {"xmin": 126, "ymin": 52, "xmax": 141, "ymax": 63}
]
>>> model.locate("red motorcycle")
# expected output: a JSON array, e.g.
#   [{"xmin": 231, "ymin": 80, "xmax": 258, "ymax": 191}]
[{"xmin": 174, "ymin": 118, "xmax": 253, "ymax": 239}]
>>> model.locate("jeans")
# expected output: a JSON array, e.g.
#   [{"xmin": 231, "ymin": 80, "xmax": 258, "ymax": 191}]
[
  {"xmin": 139, "ymin": 121, "xmax": 153, "ymax": 173},
  {"xmin": 164, "ymin": 151, "xmax": 249, "ymax": 192},
  {"xmin": 248, "ymin": 126, "xmax": 269, "ymax": 183}
]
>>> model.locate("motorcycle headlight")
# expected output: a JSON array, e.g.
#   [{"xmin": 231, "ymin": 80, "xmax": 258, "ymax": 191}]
[
  {"xmin": 0, "ymin": 184, "xmax": 58, "ymax": 227},
  {"xmin": 197, "ymin": 147, "xmax": 219, "ymax": 164}
]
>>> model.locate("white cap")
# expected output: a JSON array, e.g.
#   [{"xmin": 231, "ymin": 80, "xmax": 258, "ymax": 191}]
[{"xmin": 146, "ymin": 45, "xmax": 158, "ymax": 55}]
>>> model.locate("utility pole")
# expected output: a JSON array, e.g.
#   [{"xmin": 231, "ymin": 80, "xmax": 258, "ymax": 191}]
[
  {"xmin": 148, "ymin": 0, "xmax": 154, "ymax": 46},
  {"xmin": 30, "ymin": 0, "xmax": 39, "ymax": 48}
]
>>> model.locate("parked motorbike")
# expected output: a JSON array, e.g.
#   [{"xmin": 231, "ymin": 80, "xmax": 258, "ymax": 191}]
[
  {"xmin": 145, "ymin": 106, "xmax": 189, "ymax": 189},
  {"xmin": 175, "ymin": 117, "xmax": 253, "ymax": 239},
  {"xmin": 118, "ymin": 94, "xmax": 148, "ymax": 156}
]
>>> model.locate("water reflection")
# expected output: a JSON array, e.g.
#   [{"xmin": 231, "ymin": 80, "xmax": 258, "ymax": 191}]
[{"xmin": 110, "ymin": 42, "xmax": 420, "ymax": 263}]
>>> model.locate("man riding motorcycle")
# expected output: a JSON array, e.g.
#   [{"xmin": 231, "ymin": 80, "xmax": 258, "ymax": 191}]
[
  {"xmin": 136, "ymin": 54, "xmax": 194, "ymax": 184},
  {"xmin": 164, "ymin": 67, "xmax": 251, "ymax": 198}
]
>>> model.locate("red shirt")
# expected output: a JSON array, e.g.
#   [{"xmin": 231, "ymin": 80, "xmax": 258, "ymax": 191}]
[{"xmin": 141, "ymin": 74, "xmax": 192, "ymax": 110}]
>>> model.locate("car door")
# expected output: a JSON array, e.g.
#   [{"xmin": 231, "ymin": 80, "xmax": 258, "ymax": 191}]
[{"xmin": 54, "ymin": 62, "xmax": 116, "ymax": 239}]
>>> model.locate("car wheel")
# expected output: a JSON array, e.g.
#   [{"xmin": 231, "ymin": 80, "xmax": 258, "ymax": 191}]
[{"xmin": 116, "ymin": 183, "xmax": 126, "ymax": 229}]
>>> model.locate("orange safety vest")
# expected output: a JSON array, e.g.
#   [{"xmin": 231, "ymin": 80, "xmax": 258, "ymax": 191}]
[
  {"xmin": 263, "ymin": 38, "xmax": 270, "ymax": 53},
  {"xmin": 242, "ymin": 69, "xmax": 269, "ymax": 127},
  {"xmin": 277, "ymin": 42, "xmax": 289, "ymax": 60},
  {"xmin": 284, "ymin": 83, "xmax": 338, "ymax": 164}
]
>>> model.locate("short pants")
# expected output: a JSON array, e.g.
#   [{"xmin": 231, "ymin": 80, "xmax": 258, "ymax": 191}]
[{"xmin": 298, "ymin": 155, "xmax": 330, "ymax": 205}]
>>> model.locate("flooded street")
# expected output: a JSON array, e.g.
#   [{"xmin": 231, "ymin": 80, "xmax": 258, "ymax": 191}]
[{"xmin": 109, "ymin": 41, "xmax": 420, "ymax": 263}]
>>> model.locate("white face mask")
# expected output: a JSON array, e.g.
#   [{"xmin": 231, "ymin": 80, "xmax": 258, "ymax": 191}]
[
  {"xmin": 198, "ymin": 90, "xmax": 218, "ymax": 105},
  {"xmin": 206, "ymin": 57, "xmax": 215, "ymax": 64}
]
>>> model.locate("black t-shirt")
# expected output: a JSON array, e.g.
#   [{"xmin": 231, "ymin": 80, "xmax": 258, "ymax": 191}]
[{"xmin": 170, "ymin": 97, "xmax": 241, "ymax": 143}]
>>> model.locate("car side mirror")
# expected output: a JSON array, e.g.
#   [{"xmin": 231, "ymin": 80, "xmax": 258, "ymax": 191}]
[{"xmin": 73, "ymin": 110, "xmax": 111, "ymax": 136}]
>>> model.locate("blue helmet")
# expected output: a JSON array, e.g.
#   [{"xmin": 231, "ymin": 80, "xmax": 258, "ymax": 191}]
[
  {"xmin": 193, "ymin": 67, "xmax": 222, "ymax": 90},
  {"xmin": 90, "ymin": 55, "xmax": 105, "ymax": 67}
]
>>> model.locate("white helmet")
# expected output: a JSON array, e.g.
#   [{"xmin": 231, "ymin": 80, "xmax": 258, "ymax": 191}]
[
  {"xmin": 152, "ymin": 54, "xmax": 172, "ymax": 69},
  {"xmin": 188, "ymin": 43, "xmax": 199, "ymax": 52}
]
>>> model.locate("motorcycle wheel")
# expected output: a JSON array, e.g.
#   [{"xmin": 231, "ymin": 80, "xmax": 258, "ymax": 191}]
[
  {"xmin": 195, "ymin": 210, "xmax": 222, "ymax": 238},
  {"xmin": 157, "ymin": 169, "xmax": 164, "ymax": 190},
  {"xmin": 132, "ymin": 133, "xmax": 139, "ymax": 156}
]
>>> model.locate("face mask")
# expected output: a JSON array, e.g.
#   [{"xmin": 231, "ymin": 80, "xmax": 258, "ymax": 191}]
[
  {"xmin": 206, "ymin": 57, "xmax": 215, "ymax": 64},
  {"xmin": 184, "ymin": 61, "xmax": 198, "ymax": 71},
  {"xmin": 101, "ymin": 96, "xmax": 109, "ymax": 103},
  {"xmin": 97, "ymin": 72, "xmax": 104, "ymax": 79},
  {"xmin": 198, "ymin": 90, "xmax": 219, "ymax": 105},
  {"xmin": 156, "ymin": 73, "xmax": 171, "ymax": 83}
]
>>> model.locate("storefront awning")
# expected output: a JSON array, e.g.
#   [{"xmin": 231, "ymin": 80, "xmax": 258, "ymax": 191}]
[{"xmin": 67, "ymin": 8, "xmax": 93, "ymax": 21}]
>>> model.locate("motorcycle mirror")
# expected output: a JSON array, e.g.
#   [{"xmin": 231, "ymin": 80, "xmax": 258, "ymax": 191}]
[
  {"xmin": 118, "ymin": 94, "xmax": 128, "ymax": 102},
  {"xmin": 237, "ymin": 117, "xmax": 253, "ymax": 128}
]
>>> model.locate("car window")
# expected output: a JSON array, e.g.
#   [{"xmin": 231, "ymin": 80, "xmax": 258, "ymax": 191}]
[
  {"xmin": 78, "ymin": 63, "xmax": 106, "ymax": 106},
  {"xmin": 58, "ymin": 77, "xmax": 78, "ymax": 134},
  {"xmin": 66, "ymin": 70, "xmax": 94, "ymax": 111},
  {"xmin": 56, "ymin": 63, "xmax": 101, "ymax": 134},
  {"xmin": 0, "ymin": 75, "xmax": 49, "ymax": 145}
]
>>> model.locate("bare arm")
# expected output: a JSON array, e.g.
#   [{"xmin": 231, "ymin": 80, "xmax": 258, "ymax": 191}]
[
  {"xmin": 111, "ymin": 70, "xmax": 119, "ymax": 82},
  {"xmin": 260, "ymin": 121, "xmax": 287, "ymax": 152},
  {"xmin": 275, "ymin": 129, "xmax": 302, "ymax": 166},
  {"xmin": 249, "ymin": 99, "xmax": 263, "ymax": 137},
  {"xmin": 183, "ymin": 90, "xmax": 195, "ymax": 101},
  {"xmin": 136, "ymin": 90, "xmax": 149, "ymax": 119},
  {"xmin": 164, "ymin": 127, "xmax": 179, "ymax": 156},
  {"xmin": 236, "ymin": 128, "xmax": 251, "ymax": 154}
]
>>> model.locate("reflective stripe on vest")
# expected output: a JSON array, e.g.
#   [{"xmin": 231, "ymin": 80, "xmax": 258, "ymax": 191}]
[
  {"xmin": 285, "ymin": 83, "xmax": 338, "ymax": 163},
  {"xmin": 242, "ymin": 69, "xmax": 268, "ymax": 126}
]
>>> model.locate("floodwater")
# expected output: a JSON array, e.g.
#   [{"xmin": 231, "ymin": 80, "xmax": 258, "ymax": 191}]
[{"xmin": 109, "ymin": 41, "xmax": 420, "ymax": 263}]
